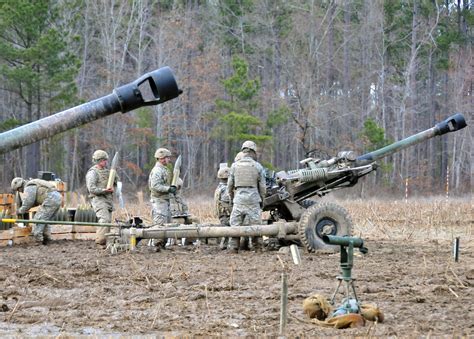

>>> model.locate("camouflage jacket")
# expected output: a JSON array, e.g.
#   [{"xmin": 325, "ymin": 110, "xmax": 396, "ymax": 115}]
[
  {"xmin": 149, "ymin": 162, "xmax": 171, "ymax": 200},
  {"xmin": 18, "ymin": 179, "xmax": 57, "ymax": 213},
  {"xmin": 214, "ymin": 181, "xmax": 231, "ymax": 217},
  {"xmin": 228, "ymin": 156, "xmax": 266, "ymax": 205},
  {"xmin": 86, "ymin": 165, "xmax": 115, "ymax": 206}
]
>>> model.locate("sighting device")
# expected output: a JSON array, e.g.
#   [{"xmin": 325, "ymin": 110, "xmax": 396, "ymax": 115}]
[{"xmin": 323, "ymin": 235, "xmax": 368, "ymax": 313}]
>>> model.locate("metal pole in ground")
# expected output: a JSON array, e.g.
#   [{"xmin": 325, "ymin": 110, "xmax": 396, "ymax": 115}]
[
  {"xmin": 279, "ymin": 271, "xmax": 288, "ymax": 336},
  {"xmin": 453, "ymin": 237, "xmax": 460, "ymax": 262}
]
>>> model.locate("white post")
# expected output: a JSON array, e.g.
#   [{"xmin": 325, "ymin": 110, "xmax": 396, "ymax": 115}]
[
  {"xmin": 405, "ymin": 178, "xmax": 409, "ymax": 203},
  {"xmin": 446, "ymin": 166, "xmax": 450, "ymax": 202}
]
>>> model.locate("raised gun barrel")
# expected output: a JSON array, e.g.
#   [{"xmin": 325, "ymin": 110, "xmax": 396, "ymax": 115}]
[
  {"xmin": 0, "ymin": 66, "xmax": 182, "ymax": 154},
  {"xmin": 356, "ymin": 113, "xmax": 467, "ymax": 166},
  {"xmin": 264, "ymin": 113, "xmax": 467, "ymax": 225}
]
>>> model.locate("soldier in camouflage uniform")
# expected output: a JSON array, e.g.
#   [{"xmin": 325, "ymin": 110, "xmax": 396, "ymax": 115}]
[
  {"xmin": 86, "ymin": 150, "xmax": 117, "ymax": 246},
  {"xmin": 11, "ymin": 177, "xmax": 62, "ymax": 244},
  {"xmin": 214, "ymin": 166, "xmax": 231, "ymax": 249},
  {"xmin": 148, "ymin": 148, "xmax": 176, "ymax": 249},
  {"xmin": 227, "ymin": 141, "xmax": 267, "ymax": 253}
]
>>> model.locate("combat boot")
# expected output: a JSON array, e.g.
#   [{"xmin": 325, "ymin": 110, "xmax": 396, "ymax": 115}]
[
  {"xmin": 239, "ymin": 237, "xmax": 249, "ymax": 251},
  {"xmin": 219, "ymin": 238, "xmax": 227, "ymax": 250},
  {"xmin": 249, "ymin": 237, "xmax": 262, "ymax": 252},
  {"xmin": 226, "ymin": 237, "xmax": 239, "ymax": 253},
  {"xmin": 226, "ymin": 247, "xmax": 238, "ymax": 254}
]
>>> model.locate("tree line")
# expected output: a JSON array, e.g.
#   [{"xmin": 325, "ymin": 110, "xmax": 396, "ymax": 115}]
[{"xmin": 0, "ymin": 0, "xmax": 472, "ymax": 198}]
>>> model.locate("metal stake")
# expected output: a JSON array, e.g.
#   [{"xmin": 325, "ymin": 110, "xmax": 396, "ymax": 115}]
[{"xmin": 279, "ymin": 272, "xmax": 288, "ymax": 336}]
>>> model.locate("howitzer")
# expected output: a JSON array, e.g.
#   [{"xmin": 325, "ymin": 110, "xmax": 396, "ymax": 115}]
[
  {"xmin": 0, "ymin": 67, "xmax": 182, "ymax": 154},
  {"xmin": 263, "ymin": 113, "xmax": 467, "ymax": 251}
]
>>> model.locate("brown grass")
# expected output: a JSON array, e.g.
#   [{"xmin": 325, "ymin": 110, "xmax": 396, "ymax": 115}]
[{"xmin": 340, "ymin": 198, "xmax": 472, "ymax": 242}]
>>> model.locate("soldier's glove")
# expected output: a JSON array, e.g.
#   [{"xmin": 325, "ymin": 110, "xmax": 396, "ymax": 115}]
[{"xmin": 168, "ymin": 185, "xmax": 177, "ymax": 194}]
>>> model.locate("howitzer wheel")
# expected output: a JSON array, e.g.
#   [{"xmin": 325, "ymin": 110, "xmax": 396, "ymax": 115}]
[{"xmin": 298, "ymin": 202, "xmax": 353, "ymax": 252}]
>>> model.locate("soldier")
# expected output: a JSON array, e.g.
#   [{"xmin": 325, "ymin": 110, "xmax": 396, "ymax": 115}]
[
  {"xmin": 214, "ymin": 166, "xmax": 231, "ymax": 249},
  {"xmin": 11, "ymin": 177, "xmax": 62, "ymax": 244},
  {"xmin": 227, "ymin": 140, "xmax": 267, "ymax": 253},
  {"xmin": 86, "ymin": 150, "xmax": 117, "ymax": 247},
  {"xmin": 148, "ymin": 147, "xmax": 176, "ymax": 249}
]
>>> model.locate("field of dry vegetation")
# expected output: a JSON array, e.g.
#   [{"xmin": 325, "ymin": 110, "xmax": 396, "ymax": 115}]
[{"xmin": 1, "ymin": 196, "xmax": 472, "ymax": 336}]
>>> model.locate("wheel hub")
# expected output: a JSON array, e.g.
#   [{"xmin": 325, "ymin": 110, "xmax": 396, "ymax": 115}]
[{"xmin": 315, "ymin": 218, "xmax": 337, "ymax": 238}]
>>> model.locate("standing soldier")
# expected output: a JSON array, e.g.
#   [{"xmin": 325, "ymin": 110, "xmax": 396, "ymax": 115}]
[
  {"xmin": 86, "ymin": 150, "xmax": 117, "ymax": 247},
  {"xmin": 149, "ymin": 148, "xmax": 176, "ymax": 249},
  {"xmin": 214, "ymin": 165, "xmax": 231, "ymax": 249},
  {"xmin": 11, "ymin": 177, "xmax": 62, "ymax": 244},
  {"xmin": 227, "ymin": 141, "xmax": 267, "ymax": 253}
]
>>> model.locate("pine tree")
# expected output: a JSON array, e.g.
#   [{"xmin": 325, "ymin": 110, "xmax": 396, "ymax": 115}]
[
  {"xmin": 209, "ymin": 56, "xmax": 271, "ymax": 158},
  {"xmin": 0, "ymin": 0, "xmax": 80, "ymax": 178}
]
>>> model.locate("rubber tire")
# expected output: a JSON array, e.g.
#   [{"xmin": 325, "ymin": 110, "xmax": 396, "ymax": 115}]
[{"xmin": 298, "ymin": 202, "xmax": 353, "ymax": 252}]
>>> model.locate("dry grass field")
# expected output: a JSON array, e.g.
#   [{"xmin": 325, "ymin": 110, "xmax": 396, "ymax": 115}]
[{"xmin": 1, "ymin": 196, "xmax": 472, "ymax": 336}]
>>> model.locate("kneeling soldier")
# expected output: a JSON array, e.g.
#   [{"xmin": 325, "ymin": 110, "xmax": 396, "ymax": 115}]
[{"xmin": 11, "ymin": 177, "xmax": 62, "ymax": 244}]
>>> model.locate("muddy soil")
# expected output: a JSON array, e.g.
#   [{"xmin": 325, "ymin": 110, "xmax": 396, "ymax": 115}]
[{"xmin": 1, "ymin": 237, "xmax": 473, "ymax": 337}]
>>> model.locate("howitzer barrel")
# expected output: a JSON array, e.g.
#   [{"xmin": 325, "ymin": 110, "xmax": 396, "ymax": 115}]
[
  {"xmin": 0, "ymin": 67, "xmax": 182, "ymax": 154},
  {"xmin": 122, "ymin": 222, "xmax": 297, "ymax": 239},
  {"xmin": 356, "ymin": 113, "xmax": 467, "ymax": 165}
]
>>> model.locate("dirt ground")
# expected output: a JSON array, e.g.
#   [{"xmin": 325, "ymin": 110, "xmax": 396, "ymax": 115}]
[{"xmin": 1, "ymin": 234, "xmax": 473, "ymax": 337}]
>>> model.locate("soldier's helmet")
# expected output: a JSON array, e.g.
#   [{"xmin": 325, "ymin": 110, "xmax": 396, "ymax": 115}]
[
  {"xmin": 234, "ymin": 151, "xmax": 245, "ymax": 162},
  {"xmin": 217, "ymin": 167, "xmax": 230, "ymax": 179},
  {"xmin": 92, "ymin": 150, "xmax": 109, "ymax": 163},
  {"xmin": 11, "ymin": 177, "xmax": 26, "ymax": 191},
  {"xmin": 154, "ymin": 148, "xmax": 172, "ymax": 159},
  {"xmin": 241, "ymin": 140, "xmax": 257, "ymax": 153}
]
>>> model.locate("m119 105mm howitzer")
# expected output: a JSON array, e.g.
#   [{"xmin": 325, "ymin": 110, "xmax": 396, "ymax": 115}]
[
  {"xmin": 263, "ymin": 113, "xmax": 467, "ymax": 251},
  {"xmin": 0, "ymin": 67, "xmax": 182, "ymax": 154}
]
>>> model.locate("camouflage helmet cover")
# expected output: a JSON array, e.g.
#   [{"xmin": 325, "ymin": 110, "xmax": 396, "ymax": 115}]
[
  {"xmin": 11, "ymin": 177, "xmax": 26, "ymax": 191},
  {"xmin": 92, "ymin": 150, "xmax": 109, "ymax": 162},
  {"xmin": 154, "ymin": 148, "xmax": 172, "ymax": 159},
  {"xmin": 217, "ymin": 167, "xmax": 230, "ymax": 179},
  {"xmin": 241, "ymin": 140, "xmax": 257, "ymax": 152}
]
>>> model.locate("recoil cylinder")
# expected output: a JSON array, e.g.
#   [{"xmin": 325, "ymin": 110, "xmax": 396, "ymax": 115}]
[{"xmin": 288, "ymin": 168, "xmax": 328, "ymax": 183}]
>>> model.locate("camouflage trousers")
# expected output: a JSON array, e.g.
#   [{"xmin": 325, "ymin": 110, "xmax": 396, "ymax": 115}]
[
  {"xmin": 228, "ymin": 203, "xmax": 262, "ymax": 250},
  {"xmin": 218, "ymin": 214, "xmax": 230, "ymax": 249},
  {"xmin": 149, "ymin": 197, "xmax": 171, "ymax": 247},
  {"xmin": 90, "ymin": 197, "xmax": 113, "ymax": 245},
  {"xmin": 32, "ymin": 191, "xmax": 61, "ymax": 243}
]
